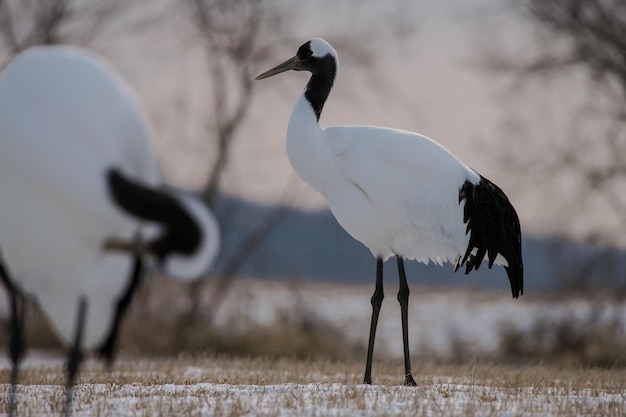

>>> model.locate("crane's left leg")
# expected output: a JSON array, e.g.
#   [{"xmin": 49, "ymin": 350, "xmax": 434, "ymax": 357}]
[
  {"xmin": 63, "ymin": 297, "xmax": 87, "ymax": 417},
  {"xmin": 8, "ymin": 292, "xmax": 25, "ymax": 417},
  {"xmin": 396, "ymin": 256, "xmax": 417, "ymax": 386},
  {"xmin": 364, "ymin": 258, "xmax": 384, "ymax": 384},
  {"xmin": 98, "ymin": 256, "xmax": 143, "ymax": 367}
]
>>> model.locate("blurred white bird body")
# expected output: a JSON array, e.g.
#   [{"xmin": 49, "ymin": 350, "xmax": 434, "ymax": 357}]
[
  {"xmin": 0, "ymin": 46, "xmax": 160, "ymax": 349},
  {"xmin": 0, "ymin": 48, "xmax": 220, "ymax": 417}
]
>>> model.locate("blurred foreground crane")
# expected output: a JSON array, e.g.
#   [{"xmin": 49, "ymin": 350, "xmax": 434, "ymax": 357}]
[{"xmin": 0, "ymin": 46, "xmax": 220, "ymax": 416}]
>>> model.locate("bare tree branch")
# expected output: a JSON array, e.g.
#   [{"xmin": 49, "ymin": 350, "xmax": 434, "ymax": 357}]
[
  {"xmin": 0, "ymin": 0, "xmax": 137, "ymax": 65},
  {"xmin": 484, "ymin": 0, "xmax": 626, "ymax": 249},
  {"xmin": 523, "ymin": 0, "xmax": 626, "ymax": 98},
  {"xmin": 0, "ymin": 0, "xmax": 20, "ymax": 54}
]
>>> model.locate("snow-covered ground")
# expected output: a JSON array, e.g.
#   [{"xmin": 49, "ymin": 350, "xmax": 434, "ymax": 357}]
[
  {"xmin": 2, "ymin": 282, "xmax": 626, "ymax": 416},
  {"xmin": 4, "ymin": 377, "xmax": 625, "ymax": 417}
]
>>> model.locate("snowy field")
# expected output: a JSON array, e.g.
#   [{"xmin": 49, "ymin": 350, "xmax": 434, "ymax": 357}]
[
  {"xmin": 5, "ymin": 381, "xmax": 626, "ymax": 417},
  {"xmin": 2, "ymin": 356, "xmax": 626, "ymax": 417},
  {"xmin": 2, "ymin": 281, "xmax": 626, "ymax": 416}
]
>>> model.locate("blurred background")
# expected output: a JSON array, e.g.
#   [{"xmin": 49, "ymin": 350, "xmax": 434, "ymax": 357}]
[{"xmin": 1, "ymin": 0, "xmax": 625, "ymax": 368}]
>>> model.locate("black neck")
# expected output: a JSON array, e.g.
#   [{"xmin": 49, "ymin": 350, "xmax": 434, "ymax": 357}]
[
  {"xmin": 304, "ymin": 59, "xmax": 337, "ymax": 121},
  {"xmin": 106, "ymin": 169, "xmax": 202, "ymax": 260}
]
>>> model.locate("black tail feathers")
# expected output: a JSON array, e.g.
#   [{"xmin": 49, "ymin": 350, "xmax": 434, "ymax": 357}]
[{"xmin": 457, "ymin": 177, "xmax": 523, "ymax": 298}]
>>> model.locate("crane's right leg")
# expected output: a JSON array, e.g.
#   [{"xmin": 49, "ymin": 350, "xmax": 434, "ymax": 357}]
[
  {"xmin": 0, "ymin": 258, "xmax": 24, "ymax": 417},
  {"xmin": 63, "ymin": 297, "xmax": 87, "ymax": 417},
  {"xmin": 363, "ymin": 258, "xmax": 384, "ymax": 384}
]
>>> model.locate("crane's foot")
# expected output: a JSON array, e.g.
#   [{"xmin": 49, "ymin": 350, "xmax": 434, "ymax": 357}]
[{"xmin": 404, "ymin": 373, "xmax": 417, "ymax": 386}]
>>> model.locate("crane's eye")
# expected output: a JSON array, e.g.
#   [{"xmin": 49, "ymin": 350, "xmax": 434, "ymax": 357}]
[{"xmin": 297, "ymin": 41, "xmax": 313, "ymax": 60}]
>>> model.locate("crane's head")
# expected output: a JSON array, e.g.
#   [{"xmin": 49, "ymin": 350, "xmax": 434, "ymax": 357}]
[{"xmin": 256, "ymin": 38, "xmax": 338, "ymax": 80}]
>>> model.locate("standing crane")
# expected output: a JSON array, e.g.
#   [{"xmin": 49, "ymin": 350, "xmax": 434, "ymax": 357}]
[{"xmin": 256, "ymin": 38, "xmax": 522, "ymax": 386}]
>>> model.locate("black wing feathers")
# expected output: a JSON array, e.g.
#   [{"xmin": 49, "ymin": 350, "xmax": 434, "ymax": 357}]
[{"xmin": 457, "ymin": 176, "xmax": 523, "ymax": 298}]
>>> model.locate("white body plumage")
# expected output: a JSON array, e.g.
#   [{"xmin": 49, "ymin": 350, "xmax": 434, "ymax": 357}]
[
  {"xmin": 0, "ymin": 46, "xmax": 220, "ymax": 352},
  {"xmin": 287, "ymin": 93, "xmax": 484, "ymax": 264}
]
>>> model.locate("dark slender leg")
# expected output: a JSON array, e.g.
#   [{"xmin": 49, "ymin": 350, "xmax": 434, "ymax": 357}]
[
  {"xmin": 8, "ymin": 292, "xmax": 24, "ymax": 417},
  {"xmin": 396, "ymin": 256, "xmax": 416, "ymax": 386},
  {"xmin": 63, "ymin": 297, "xmax": 87, "ymax": 417},
  {"xmin": 0, "ymin": 258, "xmax": 24, "ymax": 417},
  {"xmin": 363, "ymin": 257, "xmax": 384, "ymax": 384},
  {"xmin": 98, "ymin": 256, "xmax": 143, "ymax": 367}
]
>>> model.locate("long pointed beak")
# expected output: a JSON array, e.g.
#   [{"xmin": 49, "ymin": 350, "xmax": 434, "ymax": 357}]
[
  {"xmin": 103, "ymin": 237, "xmax": 151, "ymax": 256},
  {"xmin": 255, "ymin": 56, "xmax": 299, "ymax": 80}
]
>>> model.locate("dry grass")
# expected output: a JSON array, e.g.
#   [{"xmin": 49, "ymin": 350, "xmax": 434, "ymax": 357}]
[
  {"xmin": 498, "ymin": 309, "xmax": 626, "ymax": 369},
  {"xmin": 0, "ymin": 282, "xmax": 364, "ymax": 362},
  {"xmin": 2, "ymin": 280, "xmax": 626, "ymax": 415},
  {"xmin": 1, "ymin": 356, "xmax": 626, "ymax": 416}
]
